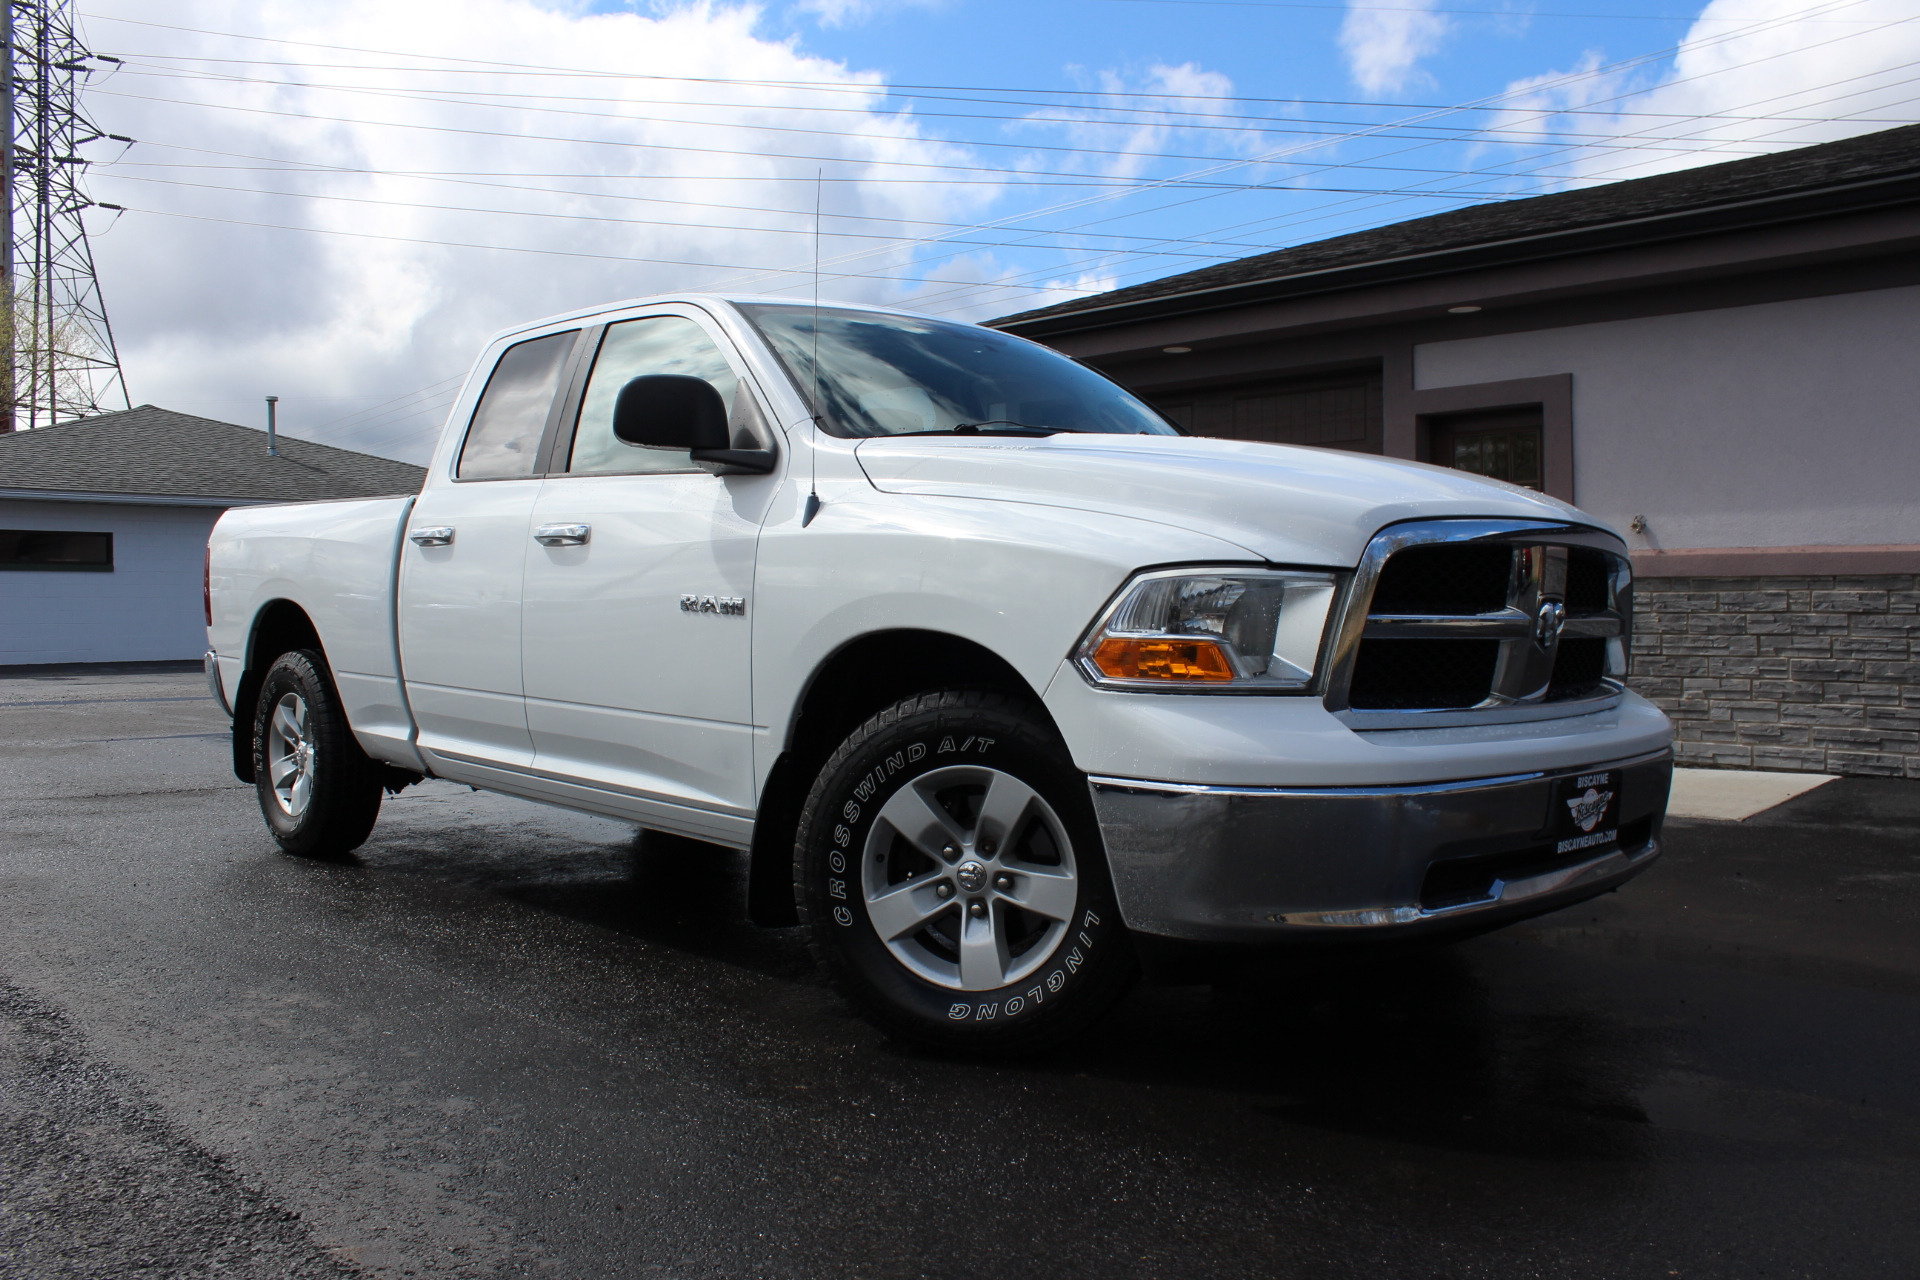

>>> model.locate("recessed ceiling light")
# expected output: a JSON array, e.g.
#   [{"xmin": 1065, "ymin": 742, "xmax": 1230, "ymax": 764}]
[
  {"xmin": 1447, "ymin": 305, "xmax": 1483, "ymax": 314},
  {"xmin": 1162, "ymin": 345, "xmax": 1192, "ymax": 353}
]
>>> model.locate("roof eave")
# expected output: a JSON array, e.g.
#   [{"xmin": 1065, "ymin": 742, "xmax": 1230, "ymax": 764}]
[
  {"xmin": 0, "ymin": 487, "xmax": 284, "ymax": 507},
  {"xmin": 991, "ymin": 168, "xmax": 1920, "ymax": 338}
]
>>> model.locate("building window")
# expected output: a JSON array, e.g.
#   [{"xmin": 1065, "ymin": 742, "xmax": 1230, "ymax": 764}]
[
  {"xmin": 1428, "ymin": 407, "xmax": 1544, "ymax": 490},
  {"xmin": 0, "ymin": 529, "xmax": 114, "ymax": 572}
]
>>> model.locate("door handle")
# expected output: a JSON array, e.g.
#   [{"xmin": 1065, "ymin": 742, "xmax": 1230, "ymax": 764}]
[
  {"xmin": 408, "ymin": 526, "xmax": 454, "ymax": 547},
  {"xmin": 533, "ymin": 523, "xmax": 591, "ymax": 547}
]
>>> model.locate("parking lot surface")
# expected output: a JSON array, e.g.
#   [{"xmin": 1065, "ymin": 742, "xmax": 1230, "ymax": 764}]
[{"xmin": 3, "ymin": 664, "xmax": 1918, "ymax": 1279}]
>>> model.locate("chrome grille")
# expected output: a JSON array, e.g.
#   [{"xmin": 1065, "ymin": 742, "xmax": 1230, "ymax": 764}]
[{"xmin": 1325, "ymin": 520, "xmax": 1632, "ymax": 721}]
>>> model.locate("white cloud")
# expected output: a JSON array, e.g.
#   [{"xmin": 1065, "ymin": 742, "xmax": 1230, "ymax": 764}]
[
  {"xmin": 792, "ymin": 0, "xmax": 946, "ymax": 28},
  {"xmin": 76, "ymin": 0, "xmax": 1000, "ymax": 460},
  {"xmin": 1490, "ymin": 0, "xmax": 1920, "ymax": 189},
  {"xmin": 1339, "ymin": 0, "xmax": 1451, "ymax": 96}
]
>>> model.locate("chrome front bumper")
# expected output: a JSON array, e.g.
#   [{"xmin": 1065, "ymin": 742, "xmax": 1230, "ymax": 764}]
[{"xmin": 1087, "ymin": 749, "xmax": 1670, "ymax": 943}]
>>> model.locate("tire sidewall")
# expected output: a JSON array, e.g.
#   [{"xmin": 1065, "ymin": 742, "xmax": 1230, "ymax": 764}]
[
  {"xmin": 250, "ymin": 650, "xmax": 371, "ymax": 855},
  {"xmin": 798, "ymin": 695, "xmax": 1131, "ymax": 1048}
]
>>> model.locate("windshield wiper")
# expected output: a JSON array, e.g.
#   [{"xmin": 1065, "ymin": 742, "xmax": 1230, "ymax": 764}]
[{"xmin": 893, "ymin": 421, "xmax": 1073, "ymax": 437}]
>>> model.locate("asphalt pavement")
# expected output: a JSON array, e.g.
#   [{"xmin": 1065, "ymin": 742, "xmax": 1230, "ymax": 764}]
[{"xmin": 2, "ymin": 664, "xmax": 1917, "ymax": 1279}]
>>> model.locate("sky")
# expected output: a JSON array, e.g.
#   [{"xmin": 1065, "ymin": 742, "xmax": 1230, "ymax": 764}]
[{"xmin": 61, "ymin": 0, "xmax": 1920, "ymax": 461}]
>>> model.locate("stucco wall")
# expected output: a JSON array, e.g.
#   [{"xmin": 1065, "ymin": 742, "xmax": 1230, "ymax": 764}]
[
  {"xmin": 1412, "ymin": 283, "xmax": 1920, "ymax": 551},
  {"xmin": 0, "ymin": 499, "xmax": 224, "ymax": 664}
]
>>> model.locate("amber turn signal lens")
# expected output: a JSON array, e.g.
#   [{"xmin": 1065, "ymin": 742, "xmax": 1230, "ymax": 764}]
[{"xmin": 1091, "ymin": 636, "xmax": 1236, "ymax": 682}]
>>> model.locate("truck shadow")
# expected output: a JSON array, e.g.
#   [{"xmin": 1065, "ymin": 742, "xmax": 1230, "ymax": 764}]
[
  {"xmin": 347, "ymin": 812, "xmax": 1664, "ymax": 1163},
  {"xmin": 1051, "ymin": 950, "xmax": 1661, "ymax": 1161}
]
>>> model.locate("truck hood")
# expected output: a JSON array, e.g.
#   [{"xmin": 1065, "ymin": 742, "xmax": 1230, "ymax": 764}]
[{"xmin": 855, "ymin": 433, "xmax": 1602, "ymax": 567}]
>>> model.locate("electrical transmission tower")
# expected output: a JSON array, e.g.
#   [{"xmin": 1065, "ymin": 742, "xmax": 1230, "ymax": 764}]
[{"xmin": 3, "ymin": 0, "xmax": 129, "ymax": 432}]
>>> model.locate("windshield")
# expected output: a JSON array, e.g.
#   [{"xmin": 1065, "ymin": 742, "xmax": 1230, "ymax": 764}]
[{"xmin": 736, "ymin": 303, "xmax": 1178, "ymax": 438}]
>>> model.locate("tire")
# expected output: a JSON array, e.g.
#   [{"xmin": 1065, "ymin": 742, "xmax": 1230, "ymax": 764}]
[
  {"xmin": 796, "ymin": 690, "xmax": 1136, "ymax": 1053},
  {"xmin": 250, "ymin": 649, "xmax": 383, "ymax": 858}
]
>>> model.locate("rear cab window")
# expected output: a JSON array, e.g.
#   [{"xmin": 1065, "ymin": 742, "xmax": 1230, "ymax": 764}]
[{"xmin": 456, "ymin": 330, "xmax": 577, "ymax": 480}]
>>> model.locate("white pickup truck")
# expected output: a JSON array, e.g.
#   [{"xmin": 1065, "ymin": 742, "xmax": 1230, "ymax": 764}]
[{"xmin": 205, "ymin": 293, "xmax": 1672, "ymax": 1050}]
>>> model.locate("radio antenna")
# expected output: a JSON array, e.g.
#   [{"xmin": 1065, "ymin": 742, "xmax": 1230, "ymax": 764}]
[{"xmin": 802, "ymin": 169, "xmax": 824, "ymax": 528}]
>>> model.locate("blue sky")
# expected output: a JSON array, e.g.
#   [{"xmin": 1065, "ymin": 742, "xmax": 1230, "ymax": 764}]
[{"xmin": 73, "ymin": 0, "xmax": 1920, "ymax": 457}]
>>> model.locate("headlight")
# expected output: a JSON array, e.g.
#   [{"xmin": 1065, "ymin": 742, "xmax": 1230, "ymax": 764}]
[{"xmin": 1076, "ymin": 568, "xmax": 1342, "ymax": 691}]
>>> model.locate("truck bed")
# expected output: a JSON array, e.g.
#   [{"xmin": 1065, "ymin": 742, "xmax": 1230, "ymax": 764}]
[{"xmin": 206, "ymin": 495, "xmax": 418, "ymax": 766}]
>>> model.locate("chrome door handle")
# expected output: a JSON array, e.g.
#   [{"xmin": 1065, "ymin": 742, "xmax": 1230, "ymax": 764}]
[
  {"xmin": 408, "ymin": 526, "xmax": 454, "ymax": 547},
  {"xmin": 533, "ymin": 523, "xmax": 590, "ymax": 547}
]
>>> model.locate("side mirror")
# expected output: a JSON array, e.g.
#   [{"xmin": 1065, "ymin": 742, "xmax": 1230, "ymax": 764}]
[
  {"xmin": 611, "ymin": 374, "xmax": 777, "ymax": 474},
  {"xmin": 612, "ymin": 374, "xmax": 728, "ymax": 450}
]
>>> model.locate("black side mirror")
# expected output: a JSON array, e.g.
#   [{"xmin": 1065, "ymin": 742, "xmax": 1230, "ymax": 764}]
[
  {"xmin": 611, "ymin": 375, "xmax": 777, "ymax": 474},
  {"xmin": 612, "ymin": 374, "xmax": 727, "ymax": 450}
]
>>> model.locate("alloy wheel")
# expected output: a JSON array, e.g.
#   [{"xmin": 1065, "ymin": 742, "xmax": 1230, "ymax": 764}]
[
  {"xmin": 266, "ymin": 691, "xmax": 315, "ymax": 817},
  {"xmin": 860, "ymin": 764, "xmax": 1079, "ymax": 991}
]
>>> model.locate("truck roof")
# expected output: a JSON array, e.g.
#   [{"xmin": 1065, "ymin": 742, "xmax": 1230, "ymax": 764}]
[{"xmin": 481, "ymin": 292, "xmax": 961, "ymax": 348}]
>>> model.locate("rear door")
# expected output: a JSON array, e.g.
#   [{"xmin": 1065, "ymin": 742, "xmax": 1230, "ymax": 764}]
[
  {"xmin": 400, "ymin": 327, "xmax": 584, "ymax": 767},
  {"xmin": 519, "ymin": 307, "xmax": 781, "ymax": 825}
]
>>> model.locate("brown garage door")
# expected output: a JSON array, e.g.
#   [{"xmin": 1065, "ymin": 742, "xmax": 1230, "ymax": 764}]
[{"xmin": 1151, "ymin": 368, "xmax": 1382, "ymax": 453}]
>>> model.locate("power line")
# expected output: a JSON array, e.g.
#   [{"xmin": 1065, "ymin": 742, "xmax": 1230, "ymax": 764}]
[
  {"xmin": 76, "ymin": 10, "xmax": 1891, "ymax": 96},
  {"xmin": 111, "ymin": 203, "xmax": 1113, "ymax": 296},
  {"xmin": 890, "ymin": 0, "xmax": 1916, "ymax": 312},
  {"xmin": 706, "ymin": 0, "xmax": 1888, "ymax": 298},
  {"xmin": 74, "ymin": 0, "xmax": 1916, "ymax": 333},
  {"xmin": 110, "ymin": 59, "xmax": 1917, "ymax": 141},
  {"xmin": 99, "ymin": 172, "xmax": 1520, "ymax": 263},
  {"xmin": 1084, "ymin": 0, "xmax": 1882, "ymax": 17},
  {"xmin": 936, "ymin": 43, "xmax": 1920, "ymax": 312}
]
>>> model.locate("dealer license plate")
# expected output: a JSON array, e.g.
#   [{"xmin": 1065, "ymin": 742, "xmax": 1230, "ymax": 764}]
[{"xmin": 1553, "ymin": 769, "xmax": 1621, "ymax": 856}]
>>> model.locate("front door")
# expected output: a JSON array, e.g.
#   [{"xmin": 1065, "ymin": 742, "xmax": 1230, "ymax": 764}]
[
  {"xmin": 519, "ymin": 309, "xmax": 779, "ymax": 824},
  {"xmin": 400, "ymin": 327, "xmax": 580, "ymax": 766}
]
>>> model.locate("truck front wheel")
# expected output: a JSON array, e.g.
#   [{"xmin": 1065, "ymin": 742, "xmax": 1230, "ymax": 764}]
[
  {"xmin": 250, "ymin": 649, "xmax": 383, "ymax": 858},
  {"xmin": 796, "ymin": 691, "xmax": 1136, "ymax": 1052}
]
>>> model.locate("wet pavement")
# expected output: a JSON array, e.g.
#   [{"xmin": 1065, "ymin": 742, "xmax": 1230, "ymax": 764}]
[{"xmin": 2, "ymin": 663, "xmax": 1917, "ymax": 1279}]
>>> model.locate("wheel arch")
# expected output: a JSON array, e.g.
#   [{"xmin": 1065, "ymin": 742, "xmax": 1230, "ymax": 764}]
[
  {"xmin": 230, "ymin": 598, "xmax": 325, "ymax": 783},
  {"xmin": 747, "ymin": 628, "xmax": 1059, "ymax": 927}
]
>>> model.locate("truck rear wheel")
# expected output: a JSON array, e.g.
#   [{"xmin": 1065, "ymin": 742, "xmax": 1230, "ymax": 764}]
[
  {"xmin": 250, "ymin": 649, "xmax": 383, "ymax": 858},
  {"xmin": 796, "ymin": 690, "xmax": 1136, "ymax": 1053}
]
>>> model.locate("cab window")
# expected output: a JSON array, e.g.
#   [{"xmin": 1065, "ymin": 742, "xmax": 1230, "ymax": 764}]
[
  {"xmin": 456, "ymin": 330, "xmax": 576, "ymax": 480},
  {"xmin": 568, "ymin": 315, "xmax": 761, "ymax": 475}
]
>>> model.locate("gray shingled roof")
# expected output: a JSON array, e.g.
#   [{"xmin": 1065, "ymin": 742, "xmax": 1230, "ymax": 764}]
[
  {"xmin": 995, "ymin": 123, "xmax": 1920, "ymax": 329},
  {"xmin": 0, "ymin": 405, "xmax": 426, "ymax": 503}
]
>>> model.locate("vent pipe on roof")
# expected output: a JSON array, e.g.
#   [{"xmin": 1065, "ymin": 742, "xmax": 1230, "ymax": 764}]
[{"xmin": 265, "ymin": 395, "xmax": 279, "ymax": 456}]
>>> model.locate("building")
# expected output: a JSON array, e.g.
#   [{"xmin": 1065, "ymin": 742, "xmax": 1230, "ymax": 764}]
[
  {"xmin": 0, "ymin": 405, "xmax": 425, "ymax": 666},
  {"xmin": 995, "ymin": 124, "xmax": 1920, "ymax": 777}
]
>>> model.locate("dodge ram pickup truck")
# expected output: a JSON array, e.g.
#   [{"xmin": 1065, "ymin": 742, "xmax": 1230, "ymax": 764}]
[{"xmin": 205, "ymin": 293, "xmax": 1673, "ymax": 1051}]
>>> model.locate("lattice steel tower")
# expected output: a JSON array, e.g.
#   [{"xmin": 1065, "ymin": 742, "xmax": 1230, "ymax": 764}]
[{"xmin": 4, "ymin": 0, "xmax": 128, "ymax": 432}]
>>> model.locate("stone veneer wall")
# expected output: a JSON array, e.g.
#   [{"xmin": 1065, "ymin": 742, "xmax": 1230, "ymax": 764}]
[{"xmin": 1628, "ymin": 574, "xmax": 1920, "ymax": 777}]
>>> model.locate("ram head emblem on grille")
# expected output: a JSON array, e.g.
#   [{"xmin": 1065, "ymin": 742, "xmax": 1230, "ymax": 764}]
[{"xmin": 1533, "ymin": 599, "xmax": 1567, "ymax": 650}]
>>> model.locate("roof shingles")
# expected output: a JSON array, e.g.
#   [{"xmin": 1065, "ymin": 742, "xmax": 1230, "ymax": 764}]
[
  {"xmin": 995, "ymin": 123, "xmax": 1920, "ymax": 329},
  {"xmin": 0, "ymin": 405, "xmax": 426, "ymax": 503}
]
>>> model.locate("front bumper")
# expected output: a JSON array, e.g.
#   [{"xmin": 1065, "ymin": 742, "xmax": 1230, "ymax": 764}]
[{"xmin": 1087, "ymin": 749, "xmax": 1670, "ymax": 943}]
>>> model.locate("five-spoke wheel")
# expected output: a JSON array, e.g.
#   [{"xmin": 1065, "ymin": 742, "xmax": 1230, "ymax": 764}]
[
  {"xmin": 250, "ymin": 649, "xmax": 383, "ymax": 858},
  {"xmin": 266, "ymin": 691, "xmax": 316, "ymax": 817},
  {"xmin": 862, "ymin": 764, "xmax": 1080, "ymax": 991},
  {"xmin": 798, "ymin": 690, "xmax": 1136, "ymax": 1052}
]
